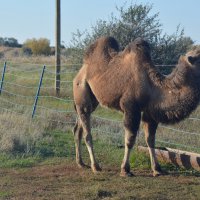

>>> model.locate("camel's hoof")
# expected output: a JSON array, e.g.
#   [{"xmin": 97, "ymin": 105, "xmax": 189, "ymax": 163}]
[
  {"xmin": 77, "ymin": 162, "xmax": 88, "ymax": 169},
  {"xmin": 92, "ymin": 164, "xmax": 102, "ymax": 173},
  {"xmin": 153, "ymin": 169, "xmax": 167, "ymax": 177},
  {"xmin": 153, "ymin": 170, "xmax": 162, "ymax": 177},
  {"xmin": 120, "ymin": 171, "xmax": 134, "ymax": 177}
]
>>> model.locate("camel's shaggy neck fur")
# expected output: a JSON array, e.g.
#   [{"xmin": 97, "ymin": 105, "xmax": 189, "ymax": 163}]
[{"xmin": 145, "ymin": 57, "xmax": 200, "ymax": 124}]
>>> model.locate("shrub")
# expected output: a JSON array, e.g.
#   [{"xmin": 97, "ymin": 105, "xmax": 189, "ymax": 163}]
[
  {"xmin": 23, "ymin": 38, "xmax": 51, "ymax": 56},
  {"xmin": 70, "ymin": 3, "xmax": 193, "ymax": 66},
  {"xmin": 0, "ymin": 52, "xmax": 4, "ymax": 59},
  {"xmin": 0, "ymin": 112, "xmax": 46, "ymax": 154},
  {"xmin": 21, "ymin": 46, "xmax": 32, "ymax": 56}
]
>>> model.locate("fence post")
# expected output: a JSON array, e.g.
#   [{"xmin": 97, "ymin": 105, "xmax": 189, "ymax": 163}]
[
  {"xmin": 0, "ymin": 62, "xmax": 7, "ymax": 95},
  {"xmin": 55, "ymin": 0, "xmax": 61, "ymax": 96},
  {"xmin": 32, "ymin": 65, "xmax": 46, "ymax": 118}
]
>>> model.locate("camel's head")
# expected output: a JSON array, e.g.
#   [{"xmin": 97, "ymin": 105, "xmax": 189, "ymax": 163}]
[
  {"xmin": 125, "ymin": 38, "xmax": 151, "ymax": 61},
  {"xmin": 186, "ymin": 49, "xmax": 200, "ymax": 67},
  {"xmin": 178, "ymin": 49, "xmax": 200, "ymax": 75}
]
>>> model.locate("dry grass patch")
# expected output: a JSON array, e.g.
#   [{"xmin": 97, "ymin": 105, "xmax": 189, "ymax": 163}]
[{"xmin": 0, "ymin": 112, "xmax": 46, "ymax": 153}]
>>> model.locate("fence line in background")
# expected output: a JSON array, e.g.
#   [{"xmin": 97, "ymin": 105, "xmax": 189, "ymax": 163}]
[
  {"xmin": 1, "ymin": 63, "xmax": 200, "ymax": 120},
  {"xmin": 0, "ymin": 97, "xmax": 33, "ymax": 108},
  {"xmin": 0, "ymin": 63, "xmax": 199, "ymax": 153},
  {"xmin": 159, "ymin": 125, "xmax": 200, "ymax": 136},
  {"xmin": 2, "ymin": 61, "xmax": 81, "ymax": 67}
]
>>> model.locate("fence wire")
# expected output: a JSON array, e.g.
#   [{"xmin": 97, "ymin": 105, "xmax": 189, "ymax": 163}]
[{"xmin": 0, "ymin": 62, "xmax": 200, "ymax": 154}]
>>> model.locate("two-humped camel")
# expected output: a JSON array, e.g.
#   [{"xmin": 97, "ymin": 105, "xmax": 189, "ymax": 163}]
[{"xmin": 73, "ymin": 37, "xmax": 200, "ymax": 177}]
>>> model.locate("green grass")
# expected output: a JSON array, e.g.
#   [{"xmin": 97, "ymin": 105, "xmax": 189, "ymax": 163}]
[
  {"xmin": 0, "ymin": 191, "xmax": 11, "ymax": 198},
  {"xmin": 0, "ymin": 154, "xmax": 42, "ymax": 168},
  {"xmin": 0, "ymin": 129, "xmax": 198, "ymax": 175},
  {"xmin": 0, "ymin": 129, "xmax": 199, "ymax": 200},
  {"xmin": 35, "ymin": 130, "xmax": 75, "ymax": 158}
]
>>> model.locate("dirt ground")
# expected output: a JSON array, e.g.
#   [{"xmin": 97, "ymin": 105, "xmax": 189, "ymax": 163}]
[{"xmin": 0, "ymin": 160, "xmax": 199, "ymax": 200}]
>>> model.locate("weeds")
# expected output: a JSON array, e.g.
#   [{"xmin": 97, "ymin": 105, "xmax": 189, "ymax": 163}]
[{"xmin": 0, "ymin": 112, "xmax": 46, "ymax": 153}]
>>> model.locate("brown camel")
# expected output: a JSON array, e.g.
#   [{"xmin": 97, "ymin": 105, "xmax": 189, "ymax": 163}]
[{"xmin": 73, "ymin": 36, "xmax": 200, "ymax": 177}]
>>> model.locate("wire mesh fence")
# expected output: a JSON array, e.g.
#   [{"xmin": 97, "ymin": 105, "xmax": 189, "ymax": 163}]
[{"xmin": 0, "ymin": 62, "xmax": 199, "ymax": 154}]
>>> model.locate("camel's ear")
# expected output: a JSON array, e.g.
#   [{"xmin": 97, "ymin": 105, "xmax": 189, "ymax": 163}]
[
  {"xmin": 124, "ymin": 45, "xmax": 131, "ymax": 54},
  {"xmin": 188, "ymin": 56, "xmax": 197, "ymax": 65}
]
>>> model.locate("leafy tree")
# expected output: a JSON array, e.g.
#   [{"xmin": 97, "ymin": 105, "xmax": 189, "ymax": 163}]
[
  {"xmin": 23, "ymin": 38, "xmax": 51, "ymax": 55},
  {"xmin": 0, "ymin": 37, "xmax": 21, "ymax": 47},
  {"xmin": 152, "ymin": 26, "xmax": 194, "ymax": 65},
  {"xmin": 70, "ymin": 3, "xmax": 193, "ymax": 67},
  {"xmin": 0, "ymin": 37, "xmax": 4, "ymax": 46}
]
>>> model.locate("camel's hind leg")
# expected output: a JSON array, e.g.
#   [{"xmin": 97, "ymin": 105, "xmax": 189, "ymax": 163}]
[
  {"xmin": 142, "ymin": 112, "xmax": 162, "ymax": 176},
  {"xmin": 73, "ymin": 118, "xmax": 84, "ymax": 168},
  {"xmin": 73, "ymin": 82, "xmax": 100, "ymax": 172},
  {"xmin": 75, "ymin": 105, "xmax": 101, "ymax": 173}
]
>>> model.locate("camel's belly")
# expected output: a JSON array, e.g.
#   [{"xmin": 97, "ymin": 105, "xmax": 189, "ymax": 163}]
[{"xmin": 88, "ymin": 79, "xmax": 122, "ymax": 110}]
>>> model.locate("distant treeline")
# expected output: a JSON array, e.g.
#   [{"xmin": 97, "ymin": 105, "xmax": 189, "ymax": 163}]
[{"xmin": 0, "ymin": 37, "xmax": 22, "ymax": 48}]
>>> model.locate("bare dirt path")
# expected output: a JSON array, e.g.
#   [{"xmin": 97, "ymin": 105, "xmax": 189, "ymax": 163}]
[{"xmin": 0, "ymin": 161, "xmax": 199, "ymax": 200}]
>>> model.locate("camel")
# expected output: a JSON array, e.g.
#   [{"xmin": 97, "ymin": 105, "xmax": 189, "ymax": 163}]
[{"xmin": 73, "ymin": 36, "xmax": 200, "ymax": 177}]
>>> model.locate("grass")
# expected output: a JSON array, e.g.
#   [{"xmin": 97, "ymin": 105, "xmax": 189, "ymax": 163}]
[
  {"xmin": 1, "ymin": 163, "xmax": 199, "ymax": 200},
  {"xmin": 0, "ymin": 130, "xmax": 199, "ymax": 200}
]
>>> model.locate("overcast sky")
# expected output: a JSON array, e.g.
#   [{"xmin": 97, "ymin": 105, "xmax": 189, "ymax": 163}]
[{"xmin": 0, "ymin": 0, "xmax": 200, "ymax": 46}]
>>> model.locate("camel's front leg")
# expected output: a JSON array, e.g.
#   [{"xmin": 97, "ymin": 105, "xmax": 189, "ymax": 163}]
[
  {"xmin": 142, "ymin": 113, "xmax": 162, "ymax": 176},
  {"xmin": 120, "ymin": 109, "xmax": 141, "ymax": 177},
  {"xmin": 120, "ymin": 128, "xmax": 137, "ymax": 177}
]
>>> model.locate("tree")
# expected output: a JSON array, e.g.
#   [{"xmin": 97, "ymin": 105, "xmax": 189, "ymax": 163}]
[
  {"xmin": 0, "ymin": 37, "xmax": 21, "ymax": 47},
  {"xmin": 70, "ymin": 3, "xmax": 193, "ymax": 67},
  {"xmin": 23, "ymin": 38, "xmax": 51, "ymax": 55},
  {"xmin": 152, "ymin": 26, "xmax": 194, "ymax": 65}
]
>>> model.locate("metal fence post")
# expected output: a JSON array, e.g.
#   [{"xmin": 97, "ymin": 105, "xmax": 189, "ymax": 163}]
[
  {"xmin": 0, "ymin": 62, "xmax": 7, "ymax": 95},
  {"xmin": 32, "ymin": 65, "xmax": 46, "ymax": 118}
]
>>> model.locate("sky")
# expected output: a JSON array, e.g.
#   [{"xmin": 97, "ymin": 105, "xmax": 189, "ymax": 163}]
[{"xmin": 0, "ymin": 0, "xmax": 200, "ymax": 46}]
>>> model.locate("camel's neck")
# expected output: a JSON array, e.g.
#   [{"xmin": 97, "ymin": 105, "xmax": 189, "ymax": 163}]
[{"xmin": 147, "ymin": 64, "xmax": 200, "ymax": 124}]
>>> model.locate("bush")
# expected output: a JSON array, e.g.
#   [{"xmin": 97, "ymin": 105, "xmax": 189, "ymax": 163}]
[
  {"xmin": 70, "ymin": 3, "xmax": 193, "ymax": 66},
  {"xmin": 0, "ymin": 52, "xmax": 4, "ymax": 59},
  {"xmin": 21, "ymin": 46, "xmax": 32, "ymax": 56},
  {"xmin": 23, "ymin": 38, "xmax": 51, "ymax": 56},
  {"xmin": 0, "ymin": 37, "xmax": 21, "ymax": 47},
  {"xmin": 0, "ymin": 112, "xmax": 46, "ymax": 154}
]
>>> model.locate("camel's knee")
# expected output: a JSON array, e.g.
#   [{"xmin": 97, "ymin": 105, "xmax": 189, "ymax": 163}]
[
  {"xmin": 83, "ymin": 132, "xmax": 93, "ymax": 145},
  {"xmin": 73, "ymin": 120, "xmax": 83, "ymax": 141},
  {"xmin": 124, "ymin": 116, "xmax": 140, "ymax": 149},
  {"xmin": 73, "ymin": 121, "xmax": 78, "ymax": 136},
  {"xmin": 125, "ymin": 131, "xmax": 137, "ymax": 149},
  {"xmin": 124, "ymin": 117, "xmax": 140, "ymax": 132},
  {"xmin": 146, "ymin": 135, "xmax": 155, "ymax": 148},
  {"xmin": 143, "ymin": 121, "xmax": 158, "ymax": 148}
]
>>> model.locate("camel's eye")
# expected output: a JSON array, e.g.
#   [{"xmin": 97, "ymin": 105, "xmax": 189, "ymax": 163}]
[{"xmin": 188, "ymin": 56, "xmax": 197, "ymax": 65}]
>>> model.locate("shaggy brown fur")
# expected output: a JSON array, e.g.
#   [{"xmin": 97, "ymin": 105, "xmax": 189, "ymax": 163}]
[{"xmin": 73, "ymin": 36, "xmax": 200, "ymax": 177}]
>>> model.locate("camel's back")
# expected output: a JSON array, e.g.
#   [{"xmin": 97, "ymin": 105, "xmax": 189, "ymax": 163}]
[
  {"xmin": 84, "ymin": 36, "xmax": 119, "ymax": 61},
  {"xmin": 83, "ymin": 37, "xmax": 119, "ymax": 77}
]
